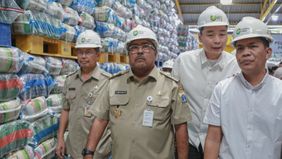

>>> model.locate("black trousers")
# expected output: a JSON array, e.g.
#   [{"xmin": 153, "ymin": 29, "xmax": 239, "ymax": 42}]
[{"xmin": 188, "ymin": 143, "xmax": 204, "ymax": 159}]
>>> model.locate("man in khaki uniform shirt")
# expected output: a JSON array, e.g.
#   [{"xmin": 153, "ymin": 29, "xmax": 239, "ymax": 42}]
[
  {"xmin": 83, "ymin": 25, "xmax": 191, "ymax": 159},
  {"xmin": 56, "ymin": 30, "xmax": 111, "ymax": 159}
]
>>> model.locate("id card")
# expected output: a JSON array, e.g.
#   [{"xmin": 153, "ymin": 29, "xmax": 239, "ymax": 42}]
[
  {"xmin": 142, "ymin": 109, "xmax": 154, "ymax": 127},
  {"xmin": 84, "ymin": 106, "xmax": 92, "ymax": 117}
]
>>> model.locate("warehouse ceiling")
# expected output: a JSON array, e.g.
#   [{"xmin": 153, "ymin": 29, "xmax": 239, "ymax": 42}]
[{"xmin": 175, "ymin": 0, "xmax": 282, "ymax": 33}]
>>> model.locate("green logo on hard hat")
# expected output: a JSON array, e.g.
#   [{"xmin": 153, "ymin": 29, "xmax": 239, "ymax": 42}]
[
  {"xmin": 133, "ymin": 30, "xmax": 139, "ymax": 36},
  {"xmin": 210, "ymin": 15, "xmax": 217, "ymax": 21},
  {"xmin": 236, "ymin": 28, "xmax": 241, "ymax": 35}
]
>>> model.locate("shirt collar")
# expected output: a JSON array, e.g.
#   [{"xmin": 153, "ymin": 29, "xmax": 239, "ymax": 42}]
[
  {"xmin": 238, "ymin": 71, "xmax": 269, "ymax": 91},
  {"xmin": 200, "ymin": 49, "xmax": 225, "ymax": 70},
  {"xmin": 127, "ymin": 66, "xmax": 158, "ymax": 83},
  {"xmin": 75, "ymin": 66, "xmax": 102, "ymax": 81}
]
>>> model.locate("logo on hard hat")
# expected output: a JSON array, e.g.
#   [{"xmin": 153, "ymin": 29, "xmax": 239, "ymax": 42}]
[
  {"xmin": 210, "ymin": 15, "xmax": 222, "ymax": 22},
  {"xmin": 236, "ymin": 28, "xmax": 241, "ymax": 35},
  {"xmin": 81, "ymin": 37, "xmax": 86, "ymax": 43},
  {"xmin": 133, "ymin": 30, "xmax": 139, "ymax": 36},
  {"xmin": 240, "ymin": 28, "xmax": 251, "ymax": 35}
]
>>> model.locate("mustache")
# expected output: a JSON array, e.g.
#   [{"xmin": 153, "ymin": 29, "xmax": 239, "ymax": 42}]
[{"xmin": 135, "ymin": 55, "xmax": 146, "ymax": 60}]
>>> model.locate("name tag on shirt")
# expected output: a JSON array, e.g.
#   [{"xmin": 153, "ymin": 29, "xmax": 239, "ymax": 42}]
[
  {"xmin": 115, "ymin": 90, "xmax": 127, "ymax": 94},
  {"xmin": 142, "ymin": 109, "xmax": 154, "ymax": 127}
]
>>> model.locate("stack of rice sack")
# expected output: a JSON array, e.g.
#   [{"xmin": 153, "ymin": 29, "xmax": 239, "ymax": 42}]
[
  {"xmin": 4, "ymin": 146, "xmax": 34, "ymax": 159},
  {"xmin": 13, "ymin": 0, "xmax": 65, "ymax": 39},
  {"xmin": 0, "ymin": 47, "xmax": 24, "ymax": 124},
  {"xmin": 28, "ymin": 115, "xmax": 59, "ymax": 147},
  {"xmin": 21, "ymin": 96, "xmax": 48, "ymax": 121},
  {"xmin": 0, "ymin": 12, "xmax": 80, "ymax": 155},
  {"xmin": 0, "ymin": 47, "xmax": 32, "ymax": 158},
  {"xmin": 47, "ymin": 94, "xmax": 63, "ymax": 114},
  {"xmin": 33, "ymin": 135, "xmax": 57, "ymax": 158},
  {"xmin": 0, "ymin": 98, "xmax": 22, "ymax": 124},
  {"xmin": 0, "ymin": 120, "xmax": 33, "ymax": 158},
  {"xmin": 57, "ymin": 0, "xmax": 96, "ymax": 42},
  {"xmin": 19, "ymin": 53, "xmax": 55, "ymax": 100},
  {"xmin": 2, "ymin": 114, "xmax": 59, "ymax": 158},
  {"xmin": 46, "ymin": 57, "xmax": 63, "ymax": 76}
]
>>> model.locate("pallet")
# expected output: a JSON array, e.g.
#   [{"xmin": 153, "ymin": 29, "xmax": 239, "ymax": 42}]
[
  {"xmin": 99, "ymin": 53, "xmax": 109, "ymax": 63},
  {"xmin": 108, "ymin": 53, "xmax": 120, "ymax": 63},
  {"xmin": 120, "ymin": 54, "xmax": 129, "ymax": 63},
  {"xmin": 99, "ymin": 53, "xmax": 128, "ymax": 64},
  {"xmin": 13, "ymin": 35, "xmax": 75, "ymax": 58}
]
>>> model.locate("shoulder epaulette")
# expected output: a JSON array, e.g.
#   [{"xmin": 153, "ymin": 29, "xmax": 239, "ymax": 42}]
[
  {"xmin": 100, "ymin": 70, "xmax": 112, "ymax": 78},
  {"xmin": 160, "ymin": 71, "xmax": 178, "ymax": 82},
  {"xmin": 111, "ymin": 69, "xmax": 129, "ymax": 79}
]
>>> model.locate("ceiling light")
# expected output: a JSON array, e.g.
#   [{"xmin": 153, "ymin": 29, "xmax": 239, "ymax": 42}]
[
  {"xmin": 271, "ymin": 14, "xmax": 279, "ymax": 21},
  {"xmin": 220, "ymin": 0, "xmax": 232, "ymax": 5}
]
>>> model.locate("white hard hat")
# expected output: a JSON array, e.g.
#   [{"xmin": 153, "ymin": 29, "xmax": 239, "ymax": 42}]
[
  {"xmin": 75, "ymin": 30, "xmax": 102, "ymax": 48},
  {"xmin": 162, "ymin": 60, "xmax": 174, "ymax": 69},
  {"xmin": 197, "ymin": 6, "xmax": 229, "ymax": 29},
  {"xmin": 232, "ymin": 17, "xmax": 273, "ymax": 45},
  {"xmin": 125, "ymin": 25, "xmax": 158, "ymax": 49}
]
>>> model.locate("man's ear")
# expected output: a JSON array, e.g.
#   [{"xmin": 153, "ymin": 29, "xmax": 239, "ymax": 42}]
[
  {"xmin": 198, "ymin": 33, "xmax": 202, "ymax": 44},
  {"xmin": 265, "ymin": 47, "xmax": 272, "ymax": 59},
  {"xmin": 96, "ymin": 52, "xmax": 100, "ymax": 60}
]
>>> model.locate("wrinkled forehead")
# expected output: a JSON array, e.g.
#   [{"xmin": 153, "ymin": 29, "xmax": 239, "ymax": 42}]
[{"xmin": 235, "ymin": 37, "xmax": 266, "ymax": 47}]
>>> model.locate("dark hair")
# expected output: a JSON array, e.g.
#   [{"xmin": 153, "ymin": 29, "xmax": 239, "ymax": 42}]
[
  {"xmin": 258, "ymin": 37, "xmax": 270, "ymax": 47},
  {"xmin": 199, "ymin": 27, "xmax": 204, "ymax": 34},
  {"xmin": 95, "ymin": 48, "xmax": 100, "ymax": 53}
]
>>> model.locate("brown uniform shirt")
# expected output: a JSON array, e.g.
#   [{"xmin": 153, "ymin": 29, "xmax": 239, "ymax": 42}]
[
  {"xmin": 92, "ymin": 66, "xmax": 191, "ymax": 159},
  {"xmin": 62, "ymin": 67, "xmax": 111, "ymax": 159}
]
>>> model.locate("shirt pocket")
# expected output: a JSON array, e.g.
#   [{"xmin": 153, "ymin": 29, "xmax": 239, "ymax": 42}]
[
  {"xmin": 109, "ymin": 95, "xmax": 129, "ymax": 106},
  {"xmin": 109, "ymin": 95, "xmax": 129, "ymax": 120},
  {"xmin": 66, "ymin": 91, "xmax": 76, "ymax": 105},
  {"xmin": 147, "ymin": 97, "xmax": 171, "ymax": 121}
]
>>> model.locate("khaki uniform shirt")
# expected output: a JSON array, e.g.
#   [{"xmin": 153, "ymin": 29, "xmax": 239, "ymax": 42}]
[
  {"xmin": 92, "ymin": 66, "xmax": 191, "ymax": 159},
  {"xmin": 63, "ymin": 67, "xmax": 111, "ymax": 159}
]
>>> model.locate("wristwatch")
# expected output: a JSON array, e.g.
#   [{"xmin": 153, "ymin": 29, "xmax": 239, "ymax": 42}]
[{"xmin": 81, "ymin": 148, "xmax": 95, "ymax": 156}]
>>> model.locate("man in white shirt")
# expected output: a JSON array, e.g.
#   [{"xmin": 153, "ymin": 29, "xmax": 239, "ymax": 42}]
[
  {"xmin": 204, "ymin": 17, "xmax": 282, "ymax": 159},
  {"xmin": 172, "ymin": 6, "xmax": 239, "ymax": 159}
]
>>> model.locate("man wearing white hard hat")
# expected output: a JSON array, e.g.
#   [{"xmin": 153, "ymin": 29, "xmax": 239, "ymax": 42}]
[
  {"xmin": 172, "ymin": 6, "xmax": 240, "ymax": 159},
  {"xmin": 83, "ymin": 25, "xmax": 191, "ymax": 159},
  {"xmin": 56, "ymin": 30, "xmax": 112, "ymax": 159},
  {"xmin": 162, "ymin": 59, "xmax": 174, "ymax": 73},
  {"xmin": 204, "ymin": 17, "xmax": 282, "ymax": 159}
]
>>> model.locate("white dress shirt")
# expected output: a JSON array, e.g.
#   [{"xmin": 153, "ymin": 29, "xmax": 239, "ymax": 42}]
[
  {"xmin": 172, "ymin": 49, "xmax": 240, "ymax": 149},
  {"xmin": 204, "ymin": 73, "xmax": 282, "ymax": 159}
]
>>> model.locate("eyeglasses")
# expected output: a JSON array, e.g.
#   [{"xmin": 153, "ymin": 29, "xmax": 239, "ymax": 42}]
[{"xmin": 128, "ymin": 44, "xmax": 156, "ymax": 54}]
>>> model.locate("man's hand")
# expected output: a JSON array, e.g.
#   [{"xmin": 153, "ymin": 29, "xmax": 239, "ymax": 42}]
[{"xmin": 56, "ymin": 138, "xmax": 65, "ymax": 159}]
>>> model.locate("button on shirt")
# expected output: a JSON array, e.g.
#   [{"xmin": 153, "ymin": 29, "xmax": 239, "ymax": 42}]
[
  {"xmin": 92, "ymin": 67, "xmax": 191, "ymax": 159},
  {"xmin": 204, "ymin": 73, "xmax": 282, "ymax": 159},
  {"xmin": 63, "ymin": 67, "xmax": 111, "ymax": 159},
  {"xmin": 172, "ymin": 49, "xmax": 240, "ymax": 149}
]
